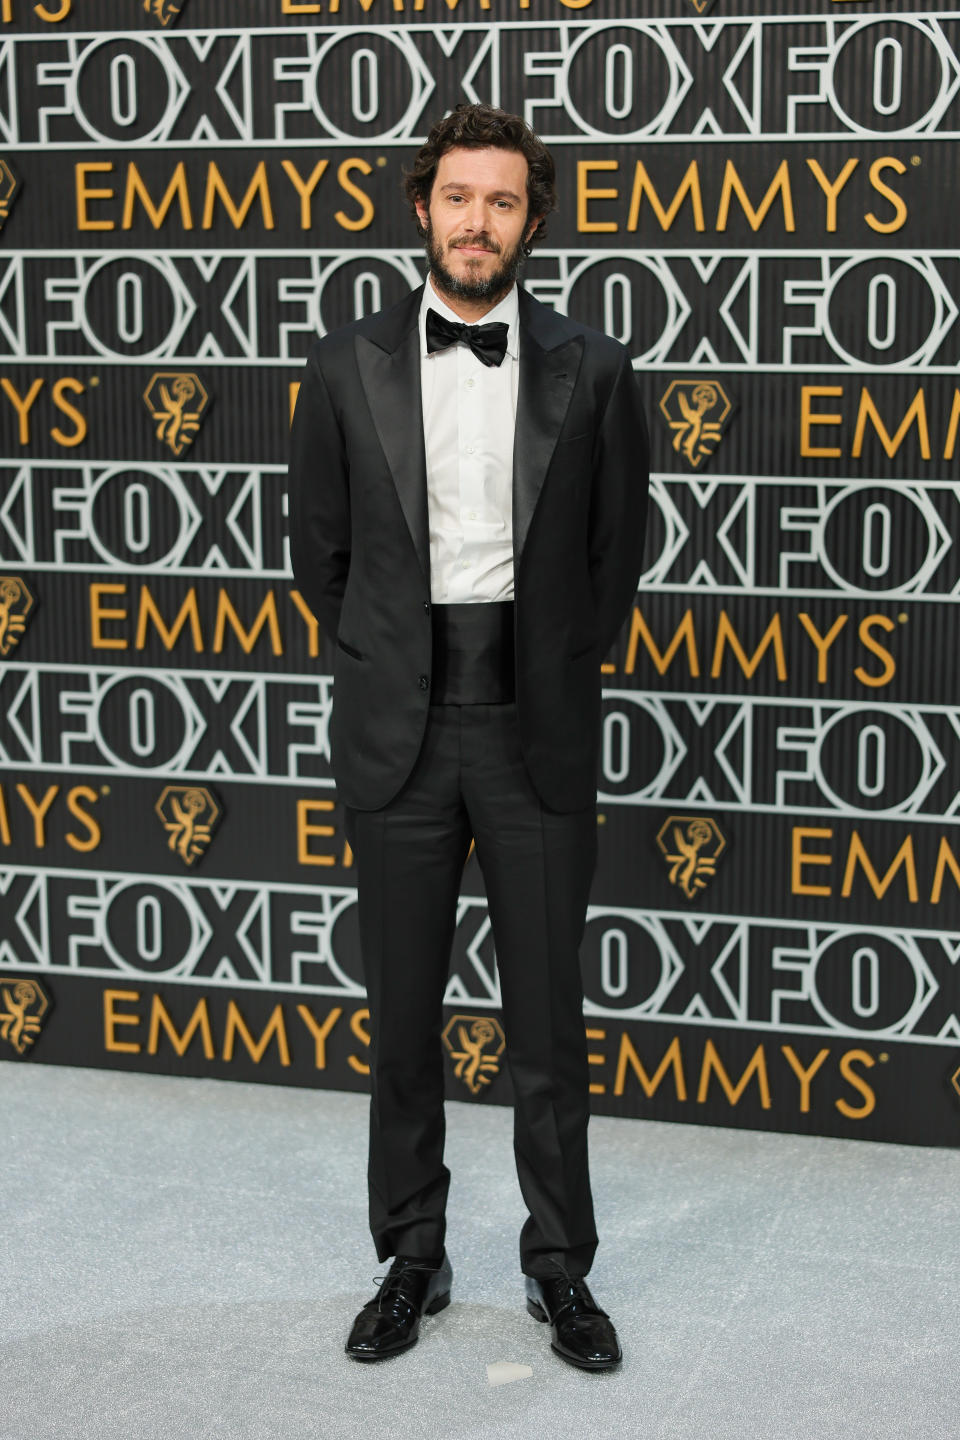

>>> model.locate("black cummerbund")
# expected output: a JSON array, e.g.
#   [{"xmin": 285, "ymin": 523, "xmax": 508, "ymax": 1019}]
[{"xmin": 431, "ymin": 601, "xmax": 515, "ymax": 705}]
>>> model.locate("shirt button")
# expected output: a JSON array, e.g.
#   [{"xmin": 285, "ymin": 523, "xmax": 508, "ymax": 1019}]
[
  {"xmin": 460, "ymin": 559, "xmax": 470, "ymax": 569},
  {"xmin": 467, "ymin": 511, "xmax": 478, "ymax": 520},
  {"xmin": 418, "ymin": 674, "xmax": 429, "ymax": 691},
  {"xmin": 465, "ymin": 444, "xmax": 475, "ymax": 455},
  {"xmin": 465, "ymin": 378, "xmax": 475, "ymax": 389}
]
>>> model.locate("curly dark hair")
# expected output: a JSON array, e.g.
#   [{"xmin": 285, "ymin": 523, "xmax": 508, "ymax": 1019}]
[{"xmin": 403, "ymin": 103, "xmax": 557, "ymax": 254}]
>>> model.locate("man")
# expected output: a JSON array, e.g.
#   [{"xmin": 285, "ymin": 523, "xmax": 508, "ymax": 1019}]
[{"xmin": 288, "ymin": 103, "xmax": 649, "ymax": 1371}]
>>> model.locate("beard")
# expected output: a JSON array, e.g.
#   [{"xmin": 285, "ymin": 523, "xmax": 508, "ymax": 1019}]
[{"xmin": 423, "ymin": 220, "xmax": 526, "ymax": 305}]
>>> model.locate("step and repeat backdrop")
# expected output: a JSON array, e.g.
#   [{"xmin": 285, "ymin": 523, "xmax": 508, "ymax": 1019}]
[{"xmin": 1, "ymin": 0, "xmax": 959, "ymax": 1145}]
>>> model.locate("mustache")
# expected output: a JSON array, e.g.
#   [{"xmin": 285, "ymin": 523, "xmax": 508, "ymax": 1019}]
[{"xmin": 448, "ymin": 233, "xmax": 501, "ymax": 254}]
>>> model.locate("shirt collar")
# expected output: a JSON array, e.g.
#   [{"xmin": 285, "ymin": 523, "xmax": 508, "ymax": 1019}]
[{"xmin": 419, "ymin": 278, "xmax": 520, "ymax": 361}]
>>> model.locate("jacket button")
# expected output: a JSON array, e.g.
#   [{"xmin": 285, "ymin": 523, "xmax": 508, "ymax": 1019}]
[
  {"xmin": 418, "ymin": 674, "xmax": 429, "ymax": 690},
  {"xmin": 423, "ymin": 601, "xmax": 431, "ymax": 614}
]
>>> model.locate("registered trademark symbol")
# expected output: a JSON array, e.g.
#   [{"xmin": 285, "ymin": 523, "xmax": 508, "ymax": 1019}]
[
  {"xmin": 597, "ymin": 813, "xmax": 607, "ymax": 825},
  {"xmin": 90, "ymin": 376, "xmax": 99, "ymax": 387},
  {"xmin": 101, "ymin": 785, "xmax": 110, "ymax": 795},
  {"xmin": 879, "ymin": 1052, "xmax": 889, "ymax": 1063},
  {"xmin": 376, "ymin": 156, "xmax": 387, "ymax": 168},
  {"xmin": 898, "ymin": 613, "xmax": 908, "ymax": 624},
  {"xmin": 910, "ymin": 155, "xmax": 921, "ymax": 166}
]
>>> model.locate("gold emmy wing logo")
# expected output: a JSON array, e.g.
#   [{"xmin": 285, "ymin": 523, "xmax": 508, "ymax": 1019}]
[
  {"xmin": 657, "ymin": 816, "xmax": 727, "ymax": 901},
  {"xmin": 0, "ymin": 577, "xmax": 35, "ymax": 657},
  {"xmin": 155, "ymin": 786, "xmax": 221, "ymax": 866},
  {"xmin": 659, "ymin": 380, "xmax": 733, "ymax": 470},
  {"xmin": 686, "ymin": 0, "xmax": 717, "ymax": 11},
  {"xmin": 442, "ymin": 1015, "xmax": 506, "ymax": 1095},
  {"xmin": 143, "ymin": 0, "xmax": 188, "ymax": 25},
  {"xmin": 0, "ymin": 158, "xmax": 20, "ymax": 231},
  {"xmin": 951, "ymin": 1064, "xmax": 960, "ymax": 1104},
  {"xmin": 0, "ymin": 978, "xmax": 52, "ymax": 1057},
  {"xmin": 143, "ymin": 373, "xmax": 210, "ymax": 457}
]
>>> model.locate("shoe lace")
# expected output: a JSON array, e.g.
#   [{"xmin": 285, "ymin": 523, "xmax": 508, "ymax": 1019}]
[
  {"xmin": 546, "ymin": 1258, "xmax": 586, "ymax": 1290},
  {"xmin": 372, "ymin": 1259, "xmax": 440, "ymax": 1312},
  {"xmin": 541, "ymin": 1260, "xmax": 597, "ymax": 1315}
]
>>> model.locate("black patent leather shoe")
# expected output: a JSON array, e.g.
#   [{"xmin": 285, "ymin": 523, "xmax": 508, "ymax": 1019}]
[
  {"xmin": 345, "ymin": 1253, "xmax": 452, "ymax": 1361},
  {"xmin": 525, "ymin": 1273, "xmax": 622, "ymax": 1371}
]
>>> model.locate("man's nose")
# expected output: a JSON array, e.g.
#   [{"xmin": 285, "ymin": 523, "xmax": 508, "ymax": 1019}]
[{"xmin": 461, "ymin": 198, "xmax": 486, "ymax": 231}]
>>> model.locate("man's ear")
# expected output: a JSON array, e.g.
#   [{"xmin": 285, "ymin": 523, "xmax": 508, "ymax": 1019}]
[
  {"xmin": 415, "ymin": 200, "xmax": 430, "ymax": 232},
  {"xmin": 524, "ymin": 214, "xmax": 542, "ymax": 244}
]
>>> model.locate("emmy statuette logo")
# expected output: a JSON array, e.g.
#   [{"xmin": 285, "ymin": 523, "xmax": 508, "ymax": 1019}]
[
  {"xmin": 143, "ymin": 0, "xmax": 188, "ymax": 24},
  {"xmin": 143, "ymin": 373, "xmax": 210, "ymax": 457},
  {"xmin": 0, "ymin": 578, "xmax": 35, "ymax": 656},
  {"xmin": 658, "ymin": 380, "xmax": 734, "ymax": 471},
  {"xmin": 656, "ymin": 816, "xmax": 727, "ymax": 900},
  {"xmin": 951, "ymin": 1064, "xmax": 960, "ymax": 1104},
  {"xmin": 442, "ymin": 1015, "xmax": 506, "ymax": 1095},
  {"xmin": 155, "ymin": 786, "xmax": 222, "ymax": 866},
  {"xmin": 0, "ymin": 158, "xmax": 20, "ymax": 231},
  {"xmin": 0, "ymin": 978, "xmax": 52, "ymax": 1057}
]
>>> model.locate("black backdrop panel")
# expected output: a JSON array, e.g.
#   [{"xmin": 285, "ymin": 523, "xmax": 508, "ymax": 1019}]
[{"xmin": 1, "ymin": 3, "xmax": 959, "ymax": 1145}]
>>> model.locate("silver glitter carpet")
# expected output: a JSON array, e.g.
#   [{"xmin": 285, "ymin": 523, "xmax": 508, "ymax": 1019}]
[{"xmin": 0, "ymin": 1062, "xmax": 957, "ymax": 1440}]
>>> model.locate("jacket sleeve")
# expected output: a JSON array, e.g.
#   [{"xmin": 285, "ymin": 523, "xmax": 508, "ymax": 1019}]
[
  {"xmin": 589, "ymin": 352, "xmax": 650, "ymax": 656},
  {"xmin": 287, "ymin": 347, "xmax": 350, "ymax": 642}
]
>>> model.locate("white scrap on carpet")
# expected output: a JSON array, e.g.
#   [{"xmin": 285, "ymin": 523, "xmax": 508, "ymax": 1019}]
[{"xmin": 486, "ymin": 1361, "xmax": 533, "ymax": 1387}]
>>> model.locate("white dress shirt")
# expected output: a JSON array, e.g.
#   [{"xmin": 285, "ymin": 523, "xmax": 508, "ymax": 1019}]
[{"xmin": 419, "ymin": 279, "xmax": 520, "ymax": 604}]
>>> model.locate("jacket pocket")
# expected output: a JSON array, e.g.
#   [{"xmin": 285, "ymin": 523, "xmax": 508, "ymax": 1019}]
[{"xmin": 337, "ymin": 638, "xmax": 364, "ymax": 661}]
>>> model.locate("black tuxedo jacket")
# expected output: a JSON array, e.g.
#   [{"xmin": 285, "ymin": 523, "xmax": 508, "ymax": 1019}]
[{"xmin": 288, "ymin": 284, "xmax": 649, "ymax": 813}]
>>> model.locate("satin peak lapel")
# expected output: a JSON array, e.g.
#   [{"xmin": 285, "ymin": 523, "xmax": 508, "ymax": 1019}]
[
  {"xmin": 513, "ymin": 330, "xmax": 583, "ymax": 561},
  {"xmin": 355, "ymin": 328, "xmax": 430, "ymax": 581}
]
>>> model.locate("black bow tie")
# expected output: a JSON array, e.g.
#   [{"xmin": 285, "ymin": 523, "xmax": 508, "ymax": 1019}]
[{"xmin": 425, "ymin": 308, "xmax": 509, "ymax": 368}]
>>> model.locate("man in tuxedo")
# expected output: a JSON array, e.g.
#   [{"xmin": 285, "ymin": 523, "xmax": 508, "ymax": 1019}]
[{"xmin": 288, "ymin": 103, "xmax": 649, "ymax": 1371}]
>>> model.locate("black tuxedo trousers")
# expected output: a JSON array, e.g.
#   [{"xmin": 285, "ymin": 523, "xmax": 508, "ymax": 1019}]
[{"xmin": 346, "ymin": 700, "xmax": 599, "ymax": 1281}]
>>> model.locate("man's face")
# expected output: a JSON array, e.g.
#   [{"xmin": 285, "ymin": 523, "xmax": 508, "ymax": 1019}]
[{"xmin": 416, "ymin": 146, "xmax": 539, "ymax": 305}]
